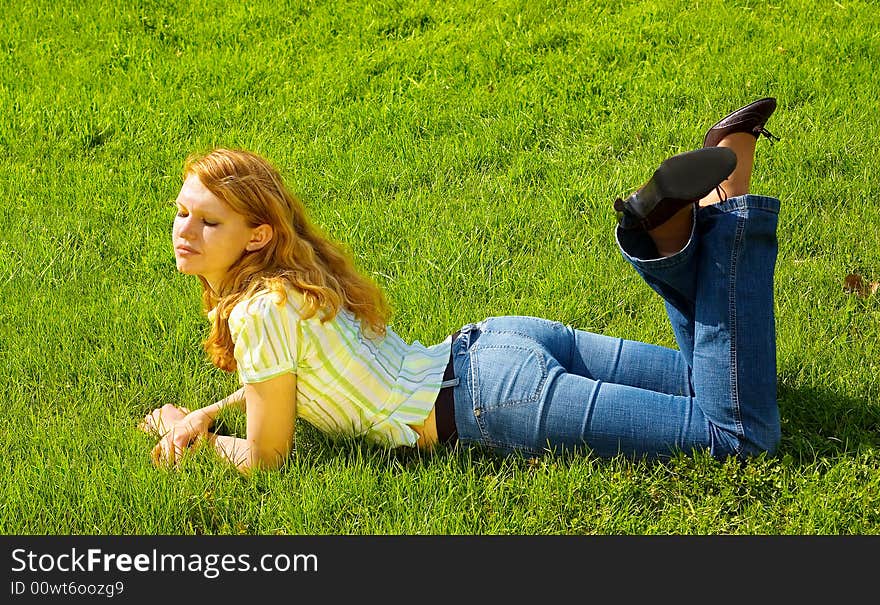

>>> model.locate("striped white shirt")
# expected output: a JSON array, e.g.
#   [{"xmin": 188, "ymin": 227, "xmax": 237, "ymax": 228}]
[{"xmin": 223, "ymin": 286, "xmax": 452, "ymax": 448}]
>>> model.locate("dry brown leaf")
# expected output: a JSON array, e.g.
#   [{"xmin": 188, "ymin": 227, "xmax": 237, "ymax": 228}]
[
  {"xmin": 844, "ymin": 273, "xmax": 879, "ymax": 297},
  {"xmin": 844, "ymin": 273, "xmax": 865, "ymax": 293}
]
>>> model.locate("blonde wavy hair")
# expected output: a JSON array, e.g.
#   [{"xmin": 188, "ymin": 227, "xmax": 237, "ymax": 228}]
[{"xmin": 183, "ymin": 148, "xmax": 391, "ymax": 372}]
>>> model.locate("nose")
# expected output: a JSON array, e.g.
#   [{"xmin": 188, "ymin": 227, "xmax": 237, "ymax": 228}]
[{"xmin": 174, "ymin": 215, "xmax": 197, "ymax": 241}]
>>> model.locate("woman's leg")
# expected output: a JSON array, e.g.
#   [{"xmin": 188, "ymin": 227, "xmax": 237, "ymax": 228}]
[
  {"xmin": 461, "ymin": 315, "xmax": 693, "ymax": 397},
  {"xmin": 613, "ymin": 129, "xmax": 780, "ymax": 456},
  {"xmin": 699, "ymin": 132, "xmax": 758, "ymax": 206},
  {"xmin": 452, "ymin": 195, "xmax": 779, "ymax": 459},
  {"xmin": 690, "ymin": 195, "xmax": 781, "ymax": 455},
  {"xmin": 645, "ymin": 130, "xmax": 760, "ymax": 257},
  {"xmin": 450, "ymin": 322, "xmax": 708, "ymax": 458},
  {"xmin": 617, "ymin": 131, "xmax": 763, "ymax": 368},
  {"xmin": 451, "ymin": 140, "xmax": 780, "ymax": 458}
]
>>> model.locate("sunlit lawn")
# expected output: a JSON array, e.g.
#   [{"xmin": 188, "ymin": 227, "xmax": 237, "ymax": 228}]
[{"xmin": 2, "ymin": 0, "xmax": 879, "ymax": 534}]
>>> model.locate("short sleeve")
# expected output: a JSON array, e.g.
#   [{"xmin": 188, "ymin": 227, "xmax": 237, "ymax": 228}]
[{"xmin": 228, "ymin": 292, "xmax": 297, "ymax": 383}]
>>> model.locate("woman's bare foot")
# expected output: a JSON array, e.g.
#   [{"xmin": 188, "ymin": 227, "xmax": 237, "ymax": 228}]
[{"xmin": 699, "ymin": 132, "xmax": 757, "ymax": 206}]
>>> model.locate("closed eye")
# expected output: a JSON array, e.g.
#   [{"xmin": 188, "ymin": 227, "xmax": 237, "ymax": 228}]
[{"xmin": 175, "ymin": 209, "xmax": 218, "ymax": 227}]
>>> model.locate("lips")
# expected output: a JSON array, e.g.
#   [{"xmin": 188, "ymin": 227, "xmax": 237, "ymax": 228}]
[{"xmin": 175, "ymin": 245, "xmax": 199, "ymax": 255}]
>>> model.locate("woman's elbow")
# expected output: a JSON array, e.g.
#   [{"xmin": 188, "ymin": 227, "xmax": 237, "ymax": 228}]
[{"xmin": 250, "ymin": 447, "xmax": 291, "ymax": 472}]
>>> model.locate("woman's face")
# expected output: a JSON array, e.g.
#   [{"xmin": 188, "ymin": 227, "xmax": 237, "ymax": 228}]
[{"xmin": 172, "ymin": 174, "xmax": 267, "ymax": 291}]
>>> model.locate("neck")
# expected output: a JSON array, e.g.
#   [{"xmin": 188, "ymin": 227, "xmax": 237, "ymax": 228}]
[{"xmin": 200, "ymin": 273, "xmax": 225, "ymax": 297}]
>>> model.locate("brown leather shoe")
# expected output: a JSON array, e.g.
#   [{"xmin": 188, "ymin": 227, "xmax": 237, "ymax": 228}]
[{"xmin": 703, "ymin": 97, "xmax": 780, "ymax": 147}]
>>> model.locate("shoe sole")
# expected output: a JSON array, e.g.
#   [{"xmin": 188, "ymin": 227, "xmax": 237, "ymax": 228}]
[
  {"xmin": 617, "ymin": 147, "xmax": 737, "ymax": 231},
  {"xmin": 642, "ymin": 147, "xmax": 737, "ymax": 203}
]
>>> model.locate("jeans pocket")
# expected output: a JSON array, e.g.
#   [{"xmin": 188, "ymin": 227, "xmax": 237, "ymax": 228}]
[
  {"xmin": 471, "ymin": 343, "xmax": 547, "ymax": 409},
  {"xmin": 469, "ymin": 342, "xmax": 548, "ymax": 452}
]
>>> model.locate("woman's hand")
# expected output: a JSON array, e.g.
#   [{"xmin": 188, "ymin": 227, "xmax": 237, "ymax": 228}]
[
  {"xmin": 149, "ymin": 408, "xmax": 213, "ymax": 468},
  {"xmin": 139, "ymin": 403, "xmax": 191, "ymax": 438}
]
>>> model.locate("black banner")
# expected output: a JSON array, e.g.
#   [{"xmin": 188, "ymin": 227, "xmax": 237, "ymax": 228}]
[{"xmin": 1, "ymin": 535, "xmax": 874, "ymax": 601}]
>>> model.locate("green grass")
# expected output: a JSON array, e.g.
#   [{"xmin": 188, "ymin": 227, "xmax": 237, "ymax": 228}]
[{"xmin": 2, "ymin": 0, "xmax": 879, "ymax": 534}]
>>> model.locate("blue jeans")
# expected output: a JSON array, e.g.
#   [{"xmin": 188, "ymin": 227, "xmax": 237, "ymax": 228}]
[{"xmin": 449, "ymin": 195, "xmax": 781, "ymax": 459}]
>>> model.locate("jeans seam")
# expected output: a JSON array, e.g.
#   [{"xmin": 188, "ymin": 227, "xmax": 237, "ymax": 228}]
[
  {"xmin": 727, "ymin": 215, "xmax": 747, "ymax": 456},
  {"xmin": 469, "ymin": 346, "xmax": 483, "ymax": 440},
  {"xmin": 480, "ymin": 326, "xmax": 558, "ymax": 348}
]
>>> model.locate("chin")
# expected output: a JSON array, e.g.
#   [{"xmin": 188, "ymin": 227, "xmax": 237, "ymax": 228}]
[{"xmin": 174, "ymin": 260, "xmax": 198, "ymax": 275}]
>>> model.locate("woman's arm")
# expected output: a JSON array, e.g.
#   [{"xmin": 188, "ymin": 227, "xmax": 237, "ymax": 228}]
[
  {"xmin": 153, "ymin": 374, "xmax": 297, "ymax": 474},
  {"xmin": 203, "ymin": 374, "xmax": 297, "ymax": 474},
  {"xmin": 140, "ymin": 387, "xmax": 246, "ymax": 438},
  {"xmin": 194, "ymin": 386, "xmax": 247, "ymax": 429}
]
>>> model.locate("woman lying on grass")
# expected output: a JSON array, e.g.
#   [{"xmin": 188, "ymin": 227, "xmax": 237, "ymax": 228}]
[{"xmin": 141, "ymin": 98, "xmax": 782, "ymax": 474}]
